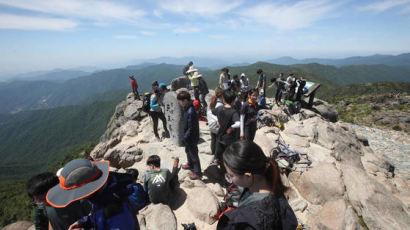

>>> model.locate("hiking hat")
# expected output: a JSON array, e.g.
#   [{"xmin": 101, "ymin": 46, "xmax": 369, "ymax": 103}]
[
  {"xmin": 240, "ymin": 73, "xmax": 246, "ymax": 77},
  {"xmin": 186, "ymin": 66, "xmax": 198, "ymax": 74},
  {"xmin": 46, "ymin": 158, "xmax": 109, "ymax": 208},
  {"xmin": 289, "ymin": 72, "xmax": 294, "ymax": 76},
  {"xmin": 192, "ymin": 72, "xmax": 202, "ymax": 79},
  {"xmin": 159, "ymin": 83, "xmax": 167, "ymax": 88}
]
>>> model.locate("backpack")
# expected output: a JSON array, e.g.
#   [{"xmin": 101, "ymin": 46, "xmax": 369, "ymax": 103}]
[
  {"xmin": 142, "ymin": 92, "xmax": 152, "ymax": 113},
  {"xmin": 127, "ymin": 183, "xmax": 148, "ymax": 214}
]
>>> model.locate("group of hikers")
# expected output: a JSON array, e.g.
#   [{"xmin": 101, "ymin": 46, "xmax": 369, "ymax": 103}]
[{"xmin": 25, "ymin": 62, "xmax": 310, "ymax": 230}]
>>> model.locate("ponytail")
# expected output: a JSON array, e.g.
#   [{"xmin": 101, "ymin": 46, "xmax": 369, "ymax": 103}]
[{"xmin": 264, "ymin": 158, "xmax": 287, "ymax": 198}]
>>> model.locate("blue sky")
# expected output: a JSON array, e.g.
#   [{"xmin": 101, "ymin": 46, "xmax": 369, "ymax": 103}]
[{"xmin": 0, "ymin": 0, "xmax": 409, "ymax": 76}]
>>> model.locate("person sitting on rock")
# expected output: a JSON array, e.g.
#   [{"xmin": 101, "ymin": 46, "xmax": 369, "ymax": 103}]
[
  {"xmin": 46, "ymin": 158, "xmax": 137, "ymax": 230},
  {"xmin": 126, "ymin": 168, "xmax": 149, "ymax": 215},
  {"xmin": 26, "ymin": 172, "xmax": 91, "ymax": 230},
  {"xmin": 240, "ymin": 89, "xmax": 259, "ymax": 141},
  {"xmin": 144, "ymin": 155, "xmax": 179, "ymax": 205},
  {"xmin": 217, "ymin": 140, "xmax": 298, "ymax": 230},
  {"xmin": 177, "ymin": 90, "xmax": 202, "ymax": 180},
  {"xmin": 231, "ymin": 75, "xmax": 242, "ymax": 93},
  {"xmin": 212, "ymin": 90, "xmax": 240, "ymax": 168}
]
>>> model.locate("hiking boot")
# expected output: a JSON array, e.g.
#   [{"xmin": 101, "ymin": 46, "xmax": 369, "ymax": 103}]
[
  {"xmin": 189, "ymin": 172, "xmax": 202, "ymax": 180},
  {"xmin": 155, "ymin": 135, "xmax": 161, "ymax": 141},
  {"xmin": 182, "ymin": 164, "xmax": 192, "ymax": 170}
]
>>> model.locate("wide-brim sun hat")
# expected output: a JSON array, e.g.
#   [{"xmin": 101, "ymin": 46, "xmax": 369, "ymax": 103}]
[
  {"xmin": 186, "ymin": 66, "xmax": 198, "ymax": 74},
  {"xmin": 240, "ymin": 73, "xmax": 246, "ymax": 77},
  {"xmin": 192, "ymin": 72, "xmax": 202, "ymax": 79},
  {"xmin": 46, "ymin": 158, "xmax": 109, "ymax": 208}
]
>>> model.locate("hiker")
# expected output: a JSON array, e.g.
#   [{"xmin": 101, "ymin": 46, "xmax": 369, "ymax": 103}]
[
  {"xmin": 152, "ymin": 81, "xmax": 159, "ymax": 91},
  {"xmin": 270, "ymin": 73, "xmax": 287, "ymax": 105},
  {"xmin": 240, "ymin": 73, "xmax": 249, "ymax": 92},
  {"xmin": 231, "ymin": 75, "xmax": 242, "ymax": 93},
  {"xmin": 183, "ymin": 61, "xmax": 194, "ymax": 90},
  {"xmin": 286, "ymin": 72, "xmax": 297, "ymax": 101},
  {"xmin": 186, "ymin": 67, "xmax": 200, "ymax": 100},
  {"xmin": 26, "ymin": 172, "xmax": 90, "ymax": 230},
  {"xmin": 295, "ymin": 77, "xmax": 307, "ymax": 102},
  {"xmin": 240, "ymin": 89, "xmax": 259, "ymax": 141},
  {"xmin": 208, "ymin": 88, "xmax": 224, "ymax": 161},
  {"xmin": 126, "ymin": 168, "xmax": 149, "ymax": 214},
  {"xmin": 197, "ymin": 73, "xmax": 209, "ymax": 119},
  {"xmin": 183, "ymin": 61, "xmax": 193, "ymax": 76},
  {"xmin": 255, "ymin": 69, "xmax": 266, "ymax": 97},
  {"xmin": 233, "ymin": 90, "xmax": 248, "ymax": 114},
  {"xmin": 217, "ymin": 140, "xmax": 298, "ymax": 230},
  {"xmin": 144, "ymin": 155, "xmax": 179, "ymax": 205},
  {"xmin": 212, "ymin": 90, "xmax": 240, "ymax": 166},
  {"xmin": 177, "ymin": 90, "xmax": 202, "ymax": 180},
  {"xmin": 129, "ymin": 75, "xmax": 140, "ymax": 100},
  {"xmin": 46, "ymin": 158, "xmax": 138, "ymax": 230},
  {"xmin": 219, "ymin": 68, "xmax": 230, "ymax": 89},
  {"xmin": 150, "ymin": 86, "xmax": 170, "ymax": 141}
]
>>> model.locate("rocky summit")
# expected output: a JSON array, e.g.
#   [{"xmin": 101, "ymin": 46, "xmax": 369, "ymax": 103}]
[{"xmin": 5, "ymin": 89, "xmax": 409, "ymax": 230}]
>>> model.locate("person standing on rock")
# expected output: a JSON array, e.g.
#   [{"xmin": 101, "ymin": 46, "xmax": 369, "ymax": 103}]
[
  {"xmin": 240, "ymin": 73, "xmax": 249, "ymax": 92},
  {"xmin": 240, "ymin": 89, "xmax": 259, "ymax": 141},
  {"xmin": 219, "ymin": 68, "xmax": 230, "ymax": 89},
  {"xmin": 177, "ymin": 90, "xmax": 202, "ymax": 180},
  {"xmin": 129, "ymin": 75, "xmax": 140, "ymax": 100},
  {"xmin": 150, "ymin": 87, "xmax": 170, "ymax": 141},
  {"xmin": 217, "ymin": 140, "xmax": 297, "ymax": 230},
  {"xmin": 255, "ymin": 69, "xmax": 266, "ymax": 97},
  {"xmin": 212, "ymin": 90, "xmax": 240, "ymax": 166},
  {"xmin": 295, "ymin": 77, "xmax": 307, "ymax": 102},
  {"xmin": 208, "ymin": 88, "xmax": 224, "ymax": 162},
  {"xmin": 198, "ymin": 73, "xmax": 209, "ymax": 119}
]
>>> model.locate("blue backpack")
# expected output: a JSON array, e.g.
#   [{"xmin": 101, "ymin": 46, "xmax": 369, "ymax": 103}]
[{"xmin": 128, "ymin": 183, "xmax": 149, "ymax": 214}]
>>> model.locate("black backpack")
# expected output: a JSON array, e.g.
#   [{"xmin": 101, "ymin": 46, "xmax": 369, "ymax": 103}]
[{"xmin": 142, "ymin": 93, "xmax": 152, "ymax": 113}]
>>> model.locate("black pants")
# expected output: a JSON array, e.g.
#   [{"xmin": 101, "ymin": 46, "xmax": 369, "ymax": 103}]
[
  {"xmin": 275, "ymin": 89, "xmax": 283, "ymax": 103},
  {"xmin": 244, "ymin": 122, "xmax": 257, "ymax": 141},
  {"xmin": 132, "ymin": 88, "xmax": 140, "ymax": 100},
  {"xmin": 210, "ymin": 132, "xmax": 217, "ymax": 156},
  {"xmin": 193, "ymin": 86, "xmax": 200, "ymax": 101},
  {"xmin": 150, "ymin": 111, "xmax": 168, "ymax": 137},
  {"xmin": 287, "ymin": 88, "xmax": 295, "ymax": 101},
  {"xmin": 185, "ymin": 143, "xmax": 201, "ymax": 174}
]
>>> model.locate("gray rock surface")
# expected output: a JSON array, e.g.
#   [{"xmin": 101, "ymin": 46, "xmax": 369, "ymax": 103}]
[{"xmin": 139, "ymin": 203, "xmax": 177, "ymax": 230}]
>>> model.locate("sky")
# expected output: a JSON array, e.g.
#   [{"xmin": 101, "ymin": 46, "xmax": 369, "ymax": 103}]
[{"xmin": 0, "ymin": 0, "xmax": 409, "ymax": 77}]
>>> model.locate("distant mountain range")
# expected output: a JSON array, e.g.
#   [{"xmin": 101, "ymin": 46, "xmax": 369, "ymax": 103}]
[
  {"xmin": 2, "ymin": 69, "xmax": 93, "ymax": 82},
  {"xmin": 267, "ymin": 53, "xmax": 410, "ymax": 67},
  {"xmin": 1, "ymin": 61, "xmax": 410, "ymax": 114}
]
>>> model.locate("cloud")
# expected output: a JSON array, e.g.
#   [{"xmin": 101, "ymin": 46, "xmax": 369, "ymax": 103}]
[
  {"xmin": 0, "ymin": 0, "xmax": 146, "ymax": 23},
  {"xmin": 158, "ymin": 0, "xmax": 243, "ymax": 17},
  {"xmin": 140, "ymin": 31, "xmax": 155, "ymax": 36},
  {"xmin": 359, "ymin": 0, "xmax": 410, "ymax": 13},
  {"xmin": 238, "ymin": 0, "xmax": 340, "ymax": 30},
  {"xmin": 114, "ymin": 35, "xmax": 137, "ymax": 39},
  {"xmin": 173, "ymin": 27, "xmax": 200, "ymax": 34},
  {"xmin": 0, "ymin": 13, "xmax": 76, "ymax": 30},
  {"xmin": 208, "ymin": 34, "xmax": 229, "ymax": 39},
  {"xmin": 153, "ymin": 9, "xmax": 162, "ymax": 18}
]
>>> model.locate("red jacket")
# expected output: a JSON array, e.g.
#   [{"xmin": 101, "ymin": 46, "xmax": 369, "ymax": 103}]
[{"xmin": 131, "ymin": 79, "xmax": 138, "ymax": 89}]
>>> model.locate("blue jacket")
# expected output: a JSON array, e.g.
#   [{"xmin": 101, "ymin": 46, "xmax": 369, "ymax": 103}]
[
  {"xmin": 77, "ymin": 172, "xmax": 138, "ymax": 230},
  {"xmin": 182, "ymin": 103, "xmax": 199, "ymax": 145}
]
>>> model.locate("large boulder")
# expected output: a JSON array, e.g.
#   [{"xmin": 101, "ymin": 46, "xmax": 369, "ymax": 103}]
[
  {"xmin": 139, "ymin": 203, "xmax": 177, "ymax": 230},
  {"xmin": 171, "ymin": 76, "xmax": 191, "ymax": 91},
  {"xmin": 186, "ymin": 187, "xmax": 219, "ymax": 224},
  {"xmin": 309, "ymin": 199, "xmax": 360, "ymax": 230},
  {"xmin": 288, "ymin": 162, "xmax": 345, "ymax": 205},
  {"xmin": 103, "ymin": 142, "xmax": 144, "ymax": 168},
  {"xmin": 2, "ymin": 221, "xmax": 33, "ymax": 230},
  {"xmin": 312, "ymin": 100, "xmax": 338, "ymax": 122}
]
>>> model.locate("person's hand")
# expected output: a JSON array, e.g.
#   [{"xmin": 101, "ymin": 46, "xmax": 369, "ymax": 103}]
[
  {"xmin": 68, "ymin": 222, "xmax": 80, "ymax": 230},
  {"xmin": 173, "ymin": 157, "xmax": 179, "ymax": 167},
  {"xmin": 226, "ymin": 127, "xmax": 233, "ymax": 134}
]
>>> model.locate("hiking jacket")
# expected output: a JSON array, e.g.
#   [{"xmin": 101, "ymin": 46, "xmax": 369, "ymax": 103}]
[
  {"xmin": 217, "ymin": 190, "xmax": 297, "ymax": 230},
  {"xmin": 188, "ymin": 75, "xmax": 200, "ymax": 87},
  {"xmin": 198, "ymin": 78, "xmax": 209, "ymax": 95},
  {"xmin": 131, "ymin": 79, "xmax": 138, "ymax": 89},
  {"xmin": 144, "ymin": 167, "xmax": 178, "ymax": 204},
  {"xmin": 219, "ymin": 73, "xmax": 229, "ymax": 88},
  {"xmin": 77, "ymin": 172, "xmax": 137, "ymax": 230},
  {"xmin": 150, "ymin": 93, "xmax": 162, "ymax": 112},
  {"xmin": 183, "ymin": 103, "xmax": 200, "ymax": 145}
]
